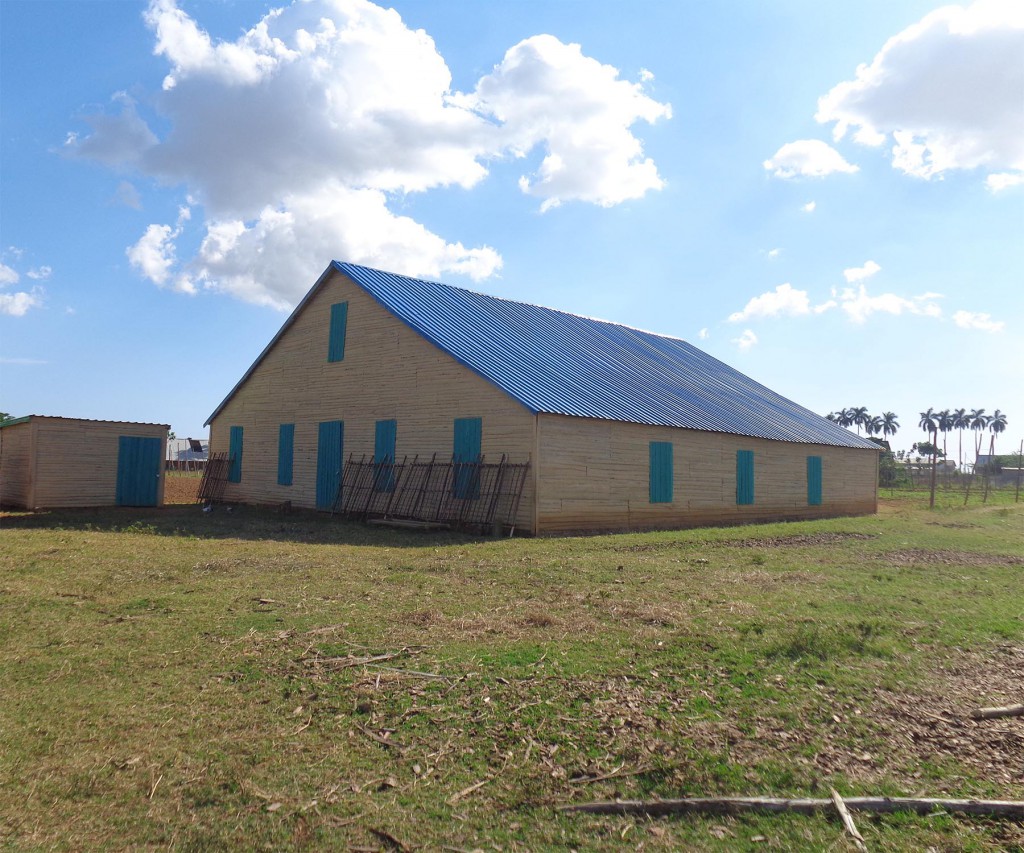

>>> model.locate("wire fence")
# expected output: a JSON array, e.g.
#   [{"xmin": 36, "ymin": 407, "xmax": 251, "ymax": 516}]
[{"xmin": 333, "ymin": 453, "xmax": 530, "ymax": 534}]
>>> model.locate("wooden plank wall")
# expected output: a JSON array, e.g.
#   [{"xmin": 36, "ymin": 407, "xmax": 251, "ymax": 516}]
[
  {"xmin": 0, "ymin": 421, "xmax": 34, "ymax": 508},
  {"xmin": 209, "ymin": 270, "xmax": 537, "ymax": 529},
  {"xmin": 536, "ymin": 414, "xmax": 878, "ymax": 535},
  {"xmin": 29, "ymin": 419, "xmax": 167, "ymax": 509}
]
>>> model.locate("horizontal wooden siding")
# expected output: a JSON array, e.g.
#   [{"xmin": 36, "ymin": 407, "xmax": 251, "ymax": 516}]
[{"xmin": 536, "ymin": 414, "xmax": 877, "ymax": 534}]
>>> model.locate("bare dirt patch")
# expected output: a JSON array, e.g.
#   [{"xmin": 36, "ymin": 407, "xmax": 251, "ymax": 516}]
[
  {"xmin": 163, "ymin": 475, "xmax": 199, "ymax": 505},
  {"xmin": 698, "ymin": 644, "xmax": 1024, "ymax": 801},
  {"xmin": 731, "ymin": 532, "xmax": 877, "ymax": 548},
  {"xmin": 878, "ymin": 548, "xmax": 1024, "ymax": 567},
  {"xmin": 613, "ymin": 532, "xmax": 875, "ymax": 554},
  {"xmin": 805, "ymin": 645, "xmax": 1024, "ymax": 791}
]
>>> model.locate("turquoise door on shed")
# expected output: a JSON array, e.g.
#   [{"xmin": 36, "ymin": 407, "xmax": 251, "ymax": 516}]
[
  {"xmin": 316, "ymin": 420, "xmax": 344, "ymax": 510},
  {"xmin": 116, "ymin": 436, "xmax": 162, "ymax": 506}
]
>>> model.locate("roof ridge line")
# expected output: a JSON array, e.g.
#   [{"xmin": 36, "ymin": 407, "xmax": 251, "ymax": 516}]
[{"xmin": 334, "ymin": 260, "xmax": 694, "ymax": 345}]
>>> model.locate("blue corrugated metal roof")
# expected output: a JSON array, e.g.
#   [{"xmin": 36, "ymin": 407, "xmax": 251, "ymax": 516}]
[
  {"xmin": 206, "ymin": 261, "xmax": 876, "ymax": 451},
  {"xmin": 336, "ymin": 262, "xmax": 876, "ymax": 450}
]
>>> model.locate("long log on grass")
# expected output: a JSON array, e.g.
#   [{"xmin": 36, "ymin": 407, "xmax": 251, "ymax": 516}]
[
  {"xmin": 971, "ymin": 703, "xmax": 1024, "ymax": 720},
  {"xmin": 559, "ymin": 796, "xmax": 1024, "ymax": 819}
]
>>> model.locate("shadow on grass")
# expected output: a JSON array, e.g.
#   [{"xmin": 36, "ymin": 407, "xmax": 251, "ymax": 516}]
[{"xmin": 0, "ymin": 504, "xmax": 488, "ymax": 548}]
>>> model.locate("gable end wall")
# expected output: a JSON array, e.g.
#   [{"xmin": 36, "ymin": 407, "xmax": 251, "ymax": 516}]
[
  {"xmin": 208, "ymin": 270, "xmax": 537, "ymax": 527},
  {"xmin": 0, "ymin": 421, "xmax": 34, "ymax": 508}
]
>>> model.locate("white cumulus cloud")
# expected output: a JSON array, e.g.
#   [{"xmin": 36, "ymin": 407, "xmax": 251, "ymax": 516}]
[
  {"xmin": 732, "ymin": 329, "xmax": 758, "ymax": 351},
  {"xmin": 177, "ymin": 184, "xmax": 502, "ymax": 309},
  {"xmin": 842, "ymin": 260, "xmax": 881, "ymax": 283},
  {"xmin": 0, "ymin": 291, "xmax": 42, "ymax": 317},
  {"xmin": 460, "ymin": 34, "xmax": 672, "ymax": 211},
  {"xmin": 802, "ymin": 200, "xmax": 817, "ymax": 212},
  {"xmin": 986, "ymin": 172, "xmax": 1024, "ymax": 192},
  {"xmin": 728, "ymin": 283, "xmax": 810, "ymax": 322},
  {"xmin": 127, "ymin": 223, "xmax": 184, "ymax": 289},
  {"xmin": 0, "ymin": 263, "xmax": 19, "ymax": 285},
  {"xmin": 68, "ymin": 0, "xmax": 671, "ymax": 308},
  {"xmin": 838, "ymin": 285, "xmax": 942, "ymax": 324},
  {"xmin": 763, "ymin": 139, "xmax": 858, "ymax": 178},
  {"xmin": 953, "ymin": 309, "xmax": 1004, "ymax": 332},
  {"xmin": 0, "ymin": 256, "xmax": 47, "ymax": 316},
  {"xmin": 816, "ymin": 0, "xmax": 1024, "ymax": 184}
]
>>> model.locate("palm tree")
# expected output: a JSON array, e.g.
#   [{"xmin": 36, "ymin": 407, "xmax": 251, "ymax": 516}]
[
  {"xmin": 825, "ymin": 412, "xmax": 838, "ymax": 422},
  {"xmin": 969, "ymin": 408, "xmax": 989, "ymax": 461},
  {"xmin": 936, "ymin": 409, "xmax": 954, "ymax": 465},
  {"xmin": 919, "ymin": 408, "xmax": 939, "ymax": 508},
  {"xmin": 951, "ymin": 408, "xmax": 968, "ymax": 470},
  {"xmin": 988, "ymin": 410, "xmax": 1008, "ymax": 455},
  {"xmin": 849, "ymin": 406, "xmax": 870, "ymax": 435},
  {"xmin": 983, "ymin": 410, "xmax": 1009, "ymax": 503},
  {"xmin": 963, "ymin": 408, "xmax": 989, "ymax": 505},
  {"xmin": 881, "ymin": 412, "xmax": 899, "ymax": 441},
  {"xmin": 866, "ymin": 415, "xmax": 884, "ymax": 438},
  {"xmin": 836, "ymin": 408, "xmax": 854, "ymax": 430}
]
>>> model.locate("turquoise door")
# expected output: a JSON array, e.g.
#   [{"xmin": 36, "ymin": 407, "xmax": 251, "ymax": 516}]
[
  {"xmin": 116, "ymin": 436, "xmax": 162, "ymax": 506},
  {"xmin": 316, "ymin": 420, "xmax": 344, "ymax": 510}
]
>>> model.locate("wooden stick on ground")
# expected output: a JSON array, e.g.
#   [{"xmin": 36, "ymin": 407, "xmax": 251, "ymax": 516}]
[
  {"xmin": 447, "ymin": 778, "xmax": 490, "ymax": 805},
  {"xmin": 971, "ymin": 703, "xmax": 1024, "ymax": 720},
  {"xmin": 559, "ymin": 796, "xmax": 1024, "ymax": 819},
  {"xmin": 830, "ymin": 788, "xmax": 867, "ymax": 851}
]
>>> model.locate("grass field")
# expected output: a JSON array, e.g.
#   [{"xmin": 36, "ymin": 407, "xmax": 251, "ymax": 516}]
[{"xmin": 1, "ymin": 493, "xmax": 1022, "ymax": 850}]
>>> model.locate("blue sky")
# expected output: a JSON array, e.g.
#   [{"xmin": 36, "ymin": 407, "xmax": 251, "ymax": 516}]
[{"xmin": 2, "ymin": 0, "xmax": 1021, "ymax": 457}]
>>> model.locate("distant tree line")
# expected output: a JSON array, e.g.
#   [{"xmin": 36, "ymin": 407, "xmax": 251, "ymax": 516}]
[
  {"xmin": 825, "ymin": 407, "xmax": 1008, "ymax": 470},
  {"xmin": 826, "ymin": 407, "xmax": 1011, "ymax": 506},
  {"xmin": 825, "ymin": 408, "xmax": 899, "ymax": 441}
]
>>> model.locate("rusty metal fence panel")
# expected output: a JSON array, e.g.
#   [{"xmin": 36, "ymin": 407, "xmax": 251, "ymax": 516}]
[{"xmin": 333, "ymin": 453, "xmax": 529, "ymax": 534}]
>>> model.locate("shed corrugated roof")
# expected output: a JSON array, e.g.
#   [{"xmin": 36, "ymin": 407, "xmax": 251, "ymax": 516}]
[
  {"xmin": 207, "ymin": 261, "xmax": 875, "ymax": 451},
  {"xmin": 0, "ymin": 415, "xmax": 170, "ymax": 429}
]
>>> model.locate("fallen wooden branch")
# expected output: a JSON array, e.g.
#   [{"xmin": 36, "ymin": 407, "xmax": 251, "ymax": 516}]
[
  {"xmin": 363, "ymin": 663, "xmax": 453, "ymax": 680},
  {"xmin": 306, "ymin": 649, "xmax": 416, "ymax": 669},
  {"xmin": 368, "ymin": 827, "xmax": 413, "ymax": 852},
  {"xmin": 559, "ymin": 796, "xmax": 1024, "ymax": 819},
  {"xmin": 447, "ymin": 778, "xmax": 490, "ymax": 805},
  {"xmin": 569, "ymin": 764, "xmax": 659, "ymax": 785},
  {"xmin": 356, "ymin": 725, "xmax": 407, "ymax": 754},
  {"xmin": 830, "ymin": 788, "xmax": 867, "ymax": 851},
  {"xmin": 971, "ymin": 703, "xmax": 1024, "ymax": 720}
]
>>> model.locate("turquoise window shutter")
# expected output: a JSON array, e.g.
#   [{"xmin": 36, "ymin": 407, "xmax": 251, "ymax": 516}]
[
  {"xmin": 374, "ymin": 419, "xmax": 397, "ymax": 492},
  {"xmin": 228, "ymin": 426, "xmax": 244, "ymax": 483},
  {"xmin": 649, "ymin": 441, "xmax": 673, "ymax": 503},
  {"xmin": 807, "ymin": 455, "xmax": 823, "ymax": 506},
  {"xmin": 278, "ymin": 424, "xmax": 295, "ymax": 486},
  {"xmin": 736, "ymin": 449, "xmax": 754, "ymax": 505},
  {"xmin": 327, "ymin": 302, "xmax": 348, "ymax": 362},
  {"xmin": 453, "ymin": 417, "xmax": 482, "ymax": 499}
]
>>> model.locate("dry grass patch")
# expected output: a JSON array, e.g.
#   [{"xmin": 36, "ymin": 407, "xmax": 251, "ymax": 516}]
[{"xmin": 2, "ymin": 496, "xmax": 1023, "ymax": 850}]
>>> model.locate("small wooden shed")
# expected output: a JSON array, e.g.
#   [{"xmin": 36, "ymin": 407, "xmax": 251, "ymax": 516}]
[{"xmin": 0, "ymin": 416, "xmax": 168, "ymax": 509}]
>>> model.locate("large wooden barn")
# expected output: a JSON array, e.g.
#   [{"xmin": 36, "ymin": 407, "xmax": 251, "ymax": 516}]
[
  {"xmin": 206, "ymin": 261, "xmax": 878, "ymax": 535},
  {"xmin": 0, "ymin": 416, "xmax": 168, "ymax": 510}
]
